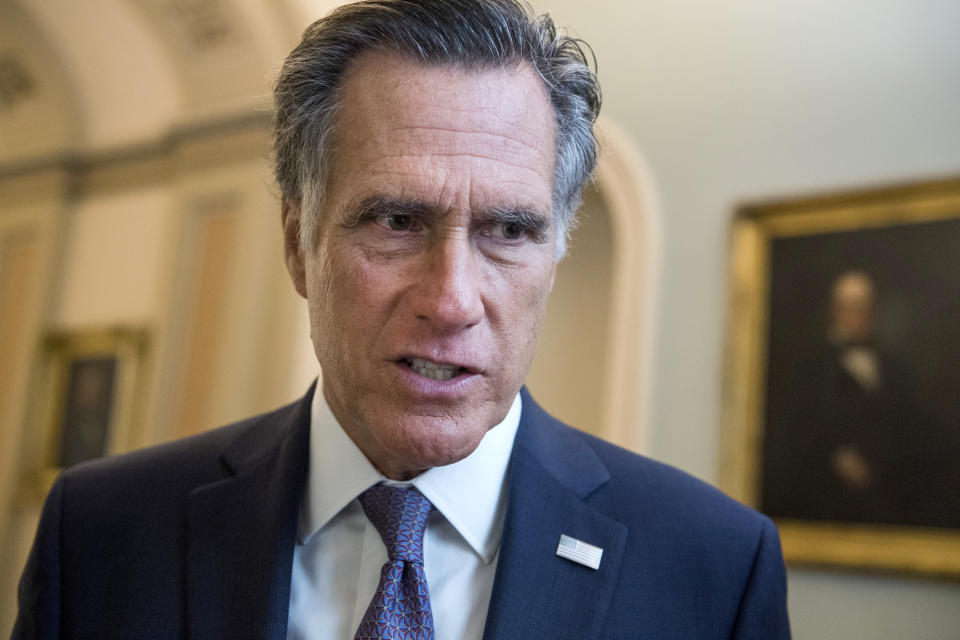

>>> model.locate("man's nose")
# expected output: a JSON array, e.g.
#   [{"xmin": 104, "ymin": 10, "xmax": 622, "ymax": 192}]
[{"xmin": 411, "ymin": 236, "xmax": 484, "ymax": 332}]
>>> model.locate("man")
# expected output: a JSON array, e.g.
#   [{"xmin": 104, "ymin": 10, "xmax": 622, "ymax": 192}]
[
  {"xmin": 14, "ymin": 1, "xmax": 790, "ymax": 638},
  {"xmin": 763, "ymin": 270, "xmax": 943, "ymax": 527}
]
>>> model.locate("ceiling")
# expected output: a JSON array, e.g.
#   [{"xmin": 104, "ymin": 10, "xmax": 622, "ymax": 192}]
[{"xmin": 0, "ymin": 0, "xmax": 342, "ymax": 164}]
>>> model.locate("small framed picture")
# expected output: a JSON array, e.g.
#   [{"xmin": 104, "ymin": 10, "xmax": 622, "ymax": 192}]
[
  {"xmin": 722, "ymin": 177, "xmax": 960, "ymax": 576},
  {"xmin": 26, "ymin": 328, "xmax": 149, "ymax": 490}
]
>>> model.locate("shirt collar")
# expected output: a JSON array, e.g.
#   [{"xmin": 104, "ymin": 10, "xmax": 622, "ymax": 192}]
[{"xmin": 300, "ymin": 381, "xmax": 521, "ymax": 565}]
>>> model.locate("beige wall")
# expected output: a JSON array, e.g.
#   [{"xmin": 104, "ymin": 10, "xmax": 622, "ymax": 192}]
[
  {"xmin": 53, "ymin": 189, "xmax": 176, "ymax": 329},
  {"xmin": 527, "ymin": 186, "xmax": 614, "ymax": 438}
]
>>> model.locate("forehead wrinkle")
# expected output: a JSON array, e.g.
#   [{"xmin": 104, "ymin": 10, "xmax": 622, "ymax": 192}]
[
  {"xmin": 375, "ymin": 150, "xmax": 549, "ymax": 175},
  {"xmin": 369, "ymin": 123, "xmax": 550, "ymax": 169},
  {"xmin": 391, "ymin": 125, "xmax": 550, "ymax": 156},
  {"xmin": 341, "ymin": 61, "xmax": 554, "ymax": 160},
  {"xmin": 388, "ymin": 112, "xmax": 550, "ymax": 157},
  {"xmin": 351, "ymin": 152, "xmax": 551, "ymax": 211}
]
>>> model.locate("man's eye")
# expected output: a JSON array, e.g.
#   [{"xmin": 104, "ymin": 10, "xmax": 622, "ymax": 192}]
[
  {"xmin": 502, "ymin": 222, "xmax": 524, "ymax": 240},
  {"xmin": 377, "ymin": 214, "xmax": 416, "ymax": 232},
  {"xmin": 494, "ymin": 221, "xmax": 526, "ymax": 241}
]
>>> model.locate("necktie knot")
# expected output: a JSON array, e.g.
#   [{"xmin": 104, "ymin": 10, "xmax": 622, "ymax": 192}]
[{"xmin": 358, "ymin": 484, "xmax": 432, "ymax": 563}]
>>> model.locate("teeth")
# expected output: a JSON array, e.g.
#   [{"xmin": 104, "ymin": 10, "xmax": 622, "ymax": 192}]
[{"xmin": 407, "ymin": 357, "xmax": 463, "ymax": 382}]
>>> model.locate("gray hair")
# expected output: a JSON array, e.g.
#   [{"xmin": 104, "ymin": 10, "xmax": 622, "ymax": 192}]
[{"xmin": 273, "ymin": 0, "xmax": 601, "ymax": 256}]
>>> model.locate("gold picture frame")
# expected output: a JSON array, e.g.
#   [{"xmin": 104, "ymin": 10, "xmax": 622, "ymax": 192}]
[
  {"xmin": 721, "ymin": 176, "xmax": 960, "ymax": 576},
  {"xmin": 22, "ymin": 328, "xmax": 150, "ymax": 497}
]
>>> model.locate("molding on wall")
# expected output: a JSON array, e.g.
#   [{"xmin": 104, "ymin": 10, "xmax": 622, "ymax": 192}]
[
  {"xmin": 0, "ymin": 166, "xmax": 76, "ymax": 209},
  {"xmin": 593, "ymin": 116, "xmax": 663, "ymax": 454},
  {"xmin": 0, "ymin": 201, "xmax": 67, "ymax": 625},
  {"xmin": 0, "ymin": 111, "xmax": 272, "ymax": 197}
]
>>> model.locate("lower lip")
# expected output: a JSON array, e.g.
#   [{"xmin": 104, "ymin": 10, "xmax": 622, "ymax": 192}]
[{"xmin": 394, "ymin": 361, "xmax": 479, "ymax": 397}]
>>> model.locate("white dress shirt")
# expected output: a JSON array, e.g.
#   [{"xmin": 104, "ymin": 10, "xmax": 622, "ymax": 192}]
[{"xmin": 286, "ymin": 385, "xmax": 521, "ymax": 640}]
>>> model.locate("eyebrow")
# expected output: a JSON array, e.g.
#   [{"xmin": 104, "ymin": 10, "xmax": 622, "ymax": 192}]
[
  {"xmin": 483, "ymin": 206, "xmax": 552, "ymax": 242},
  {"xmin": 340, "ymin": 196, "xmax": 552, "ymax": 239},
  {"xmin": 339, "ymin": 197, "xmax": 430, "ymax": 228}
]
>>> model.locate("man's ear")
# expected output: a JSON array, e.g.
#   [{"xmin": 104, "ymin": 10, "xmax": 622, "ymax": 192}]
[{"xmin": 281, "ymin": 199, "xmax": 308, "ymax": 299}]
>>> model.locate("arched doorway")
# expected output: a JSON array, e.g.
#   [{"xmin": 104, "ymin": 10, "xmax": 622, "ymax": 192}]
[{"xmin": 527, "ymin": 116, "xmax": 661, "ymax": 453}]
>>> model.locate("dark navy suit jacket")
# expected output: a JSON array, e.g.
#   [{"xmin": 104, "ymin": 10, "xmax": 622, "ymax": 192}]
[{"xmin": 14, "ymin": 386, "xmax": 790, "ymax": 639}]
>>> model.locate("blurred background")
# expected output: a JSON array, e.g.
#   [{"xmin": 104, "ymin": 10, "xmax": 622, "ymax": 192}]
[{"xmin": 2, "ymin": 0, "xmax": 959, "ymax": 636}]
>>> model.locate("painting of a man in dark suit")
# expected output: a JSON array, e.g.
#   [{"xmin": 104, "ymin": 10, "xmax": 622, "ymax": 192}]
[
  {"xmin": 764, "ymin": 270, "xmax": 921, "ymax": 524},
  {"xmin": 761, "ymin": 219, "xmax": 960, "ymax": 530}
]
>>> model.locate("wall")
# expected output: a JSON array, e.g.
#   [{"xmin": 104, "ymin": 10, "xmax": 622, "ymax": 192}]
[
  {"xmin": 527, "ymin": 186, "xmax": 615, "ymax": 437},
  {"xmin": 529, "ymin": 0, "xmax": 960, "ymax": 636}
]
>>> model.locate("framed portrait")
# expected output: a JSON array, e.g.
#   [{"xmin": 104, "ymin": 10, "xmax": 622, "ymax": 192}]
[
  {"xmin": 24, "ymin": 328, "xmax": 150, "ymax": 493},
  {"xmin": 721, "ymin": 177, "xmax": 960, "ymax": 576}
]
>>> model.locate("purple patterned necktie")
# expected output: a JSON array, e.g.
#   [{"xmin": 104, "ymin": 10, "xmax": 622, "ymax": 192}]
[{"xmin": 354, "ymin": 484, "xmax": 435, "ymax": 640}]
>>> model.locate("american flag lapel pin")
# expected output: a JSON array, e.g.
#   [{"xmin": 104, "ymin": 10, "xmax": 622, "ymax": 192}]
[{"xmin": 556, "ymin": 534, "xmax": 603, "ymax": 570}]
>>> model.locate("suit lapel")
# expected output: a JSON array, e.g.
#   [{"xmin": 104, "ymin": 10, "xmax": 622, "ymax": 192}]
[
  {"xmin": 483, "ymin": 389, "xmax": 627, "ymax": 640},
  {"xmin": 186, "ymin": 388, "xmax": 312, "ymax": 640}
]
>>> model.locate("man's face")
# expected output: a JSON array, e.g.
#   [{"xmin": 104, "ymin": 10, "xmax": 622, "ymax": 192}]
[
  {"xmin": 285, "ymin": 52, "xmax": 559, "ymax": 479},
  {"xmin": 830, "ymin": 272, "xmax": 875, "ymax": 343}
]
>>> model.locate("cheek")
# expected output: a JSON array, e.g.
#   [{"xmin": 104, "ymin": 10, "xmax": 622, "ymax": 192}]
[
  {"xmin": 498, "ymin": 263, "xmax": 555, "ymax": 357},
  {"xmin": 308, "ymin": 247, "xmax": 400, "ymax": 357},
  {"xmin": 305, "ymin": 248, "xmax": 358, "ymax": 363},
  {"xmin": 521, "ymin": 260, "xmax": 556, "ymax": 318}
]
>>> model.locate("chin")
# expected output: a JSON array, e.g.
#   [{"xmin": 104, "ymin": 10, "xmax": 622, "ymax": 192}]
[{"xmin": 385, "ymin": 414, "xmax": 490, "ymax": 472}]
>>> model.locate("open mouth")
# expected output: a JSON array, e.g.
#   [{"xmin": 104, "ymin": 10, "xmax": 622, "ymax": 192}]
[{"xmin": 404, "ymin": 357, "xmax": 467, "ymax": 382}]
